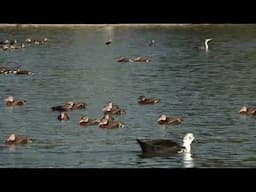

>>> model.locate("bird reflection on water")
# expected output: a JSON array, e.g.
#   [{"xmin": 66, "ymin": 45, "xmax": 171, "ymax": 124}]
[{"xmin": 183, "ymin": 152, "xmax": 195, "ymax": 168}]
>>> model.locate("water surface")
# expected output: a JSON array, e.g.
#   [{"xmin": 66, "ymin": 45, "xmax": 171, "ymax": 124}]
[{"xmin": 0, "ymin": 24, "xmax": 256, "ymax": 168}]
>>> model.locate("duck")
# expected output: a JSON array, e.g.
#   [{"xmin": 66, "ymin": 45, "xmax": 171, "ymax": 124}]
[
  {"xmin": 105, "ymin": 39, "xmax": 112, "ymax": 46},
  {"xmin": 5, "ymin": 134, "xmax": 32, "ymax": 145},
  {"xmin": 13, "ymin": 70, "xmax": 32, "ymax": 75},
  {"xmin": 51, "ymin": 101, "xmax": 86, "ymax": 112},
  {"xmin": 239, "ymin": 106, "xmax": 256, "ymax": 115},
  {"xmin": 25, "ymin": 38, "xmax": 32, "ymax": 43},
  {"xmin": 138, "ymin": 96, "xmax": 160, "ymax": 105},
  {"xmin": 116, "ymin": 57, "xmax": 133, "ymax": 63},
  {"xmin": 98, "ymin": 119, "xmax": 125, "ymax": 129},
  {"xmin": 57, "ymin": 112, "xmax": 70, "ymax": 121},
  {"xmin": 2, "ymin": 44, "xmax": 9, "ymax": 50},
  {"xmin": 14, "ymin": 43, "xmax": 25, "ymax": 49},
  {"xmin": 71, "ymin": 101, "xmax": 86, "ymax": 110},
  {"xmin": 157, "ymin": 114, "xmax": 183, "ymax": 125},
  {"xmin": 136, "ymin": 133, "xmax": 195, "ymax": 155},
  {"xmin": 102, "ymin": 102, "xmax": 126, "ymax": 115},
  {"xmin": 5, "ymin": 96, "xmax": 26, "ymax": 107},
  {"xmin": 43, "ymin": 38, "xmax": 48, "ymax": 43},
  {"xmin": 149, "ymin": 39, "xmax": 156, "ymax": 47},
  {"xmin": 202, "ymin": 38, "xmax": 212, "ymax": 51},
  {"xmin": 51, "ymin": 102, "xmax": 73, "ymax": 112},
  {"xmin": 102, "ymin": 102, "xmax": 118, "ymax": 111},
  {"xmin": 79, "ymin": 115, "xmax": 100, "ymax": 126},
  {"xmin": 10, "ymin": 40, "xmax": 18, "ymax": 45},
  {"xmin": 100, "ymin": 113, "xmax": 115, "ymax": 122},
  {"xmin": 2, "ymin": 39, "xmax": 10, "ymax": 44},
  {"xmin": 132, "ymin": 56, "xmax": 150, "ymax": 63}
]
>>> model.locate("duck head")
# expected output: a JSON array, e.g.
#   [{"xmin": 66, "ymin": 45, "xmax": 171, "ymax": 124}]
[{"xmin": 5, "ymin": 96, "xmax": 14, "ymax": 102}]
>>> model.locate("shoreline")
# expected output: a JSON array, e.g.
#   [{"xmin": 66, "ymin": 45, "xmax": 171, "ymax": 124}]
[{"xmin": 0, "ymin": 23, "xmax": 250, "ymax": 28}]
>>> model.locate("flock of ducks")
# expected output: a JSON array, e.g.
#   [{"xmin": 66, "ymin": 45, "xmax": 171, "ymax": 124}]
[
  {"xmin": 0, "ymin": 68, "xmax": 32, "ymax": 75},
  {"xmin": 0, "ymin": 37, "xmax": 48, "ymax": 51},
  {"xmin": 3, "ymin": 93, "xmax": 186, "ymax": 152},
  {"xmin": 0, "ymin": 37, "xmax": 48, "ymax": 75},
  {"xmin": 2, "ymin": 37, "xmax": 220, "ymax": 156}
]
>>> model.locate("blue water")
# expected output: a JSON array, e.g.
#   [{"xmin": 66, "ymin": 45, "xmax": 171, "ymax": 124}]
[{"xmin": 1, "ymin": 24, "xmax": 256, "ymax": 168}]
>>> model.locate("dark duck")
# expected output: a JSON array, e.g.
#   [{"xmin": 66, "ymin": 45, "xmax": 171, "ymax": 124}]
[
  {"xmin": 136, "ymin": 133, "xmax": 195, "ymax": 155},
  {"xmin": 138, "ymin": 96, "xmax": 160, "ymax": 105},
  {"xmin": 51, "ymin": 101, "xmax": 86, "ymax": 112}
]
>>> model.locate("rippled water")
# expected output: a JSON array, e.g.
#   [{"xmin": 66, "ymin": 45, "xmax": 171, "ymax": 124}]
[{"xmin": 1, "ymin": 24, "xmax": 256, "ymax": 168}]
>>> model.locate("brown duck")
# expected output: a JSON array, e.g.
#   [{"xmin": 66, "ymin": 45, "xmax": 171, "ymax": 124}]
[
  {"xmin": 5, "ymin": 96, "xmax": 26, "ymax": 107},
  {"xmin": 98, "ymin": 119, "xmax": 125, "ymax": 129},
  {"xmin": 57, "ymin": 112, "xmax": 70, "ymax": 121},
  {"xmin": 100, "ymin": 114, "xmax": 115, "ymax": 122},
  {"xmin": 51, "ymin": 101, "xmax": 86, "ymax": 112},
  {"xmin": 71, "ymin": 102, "xmax": 86, "ymax": 110},
  {"xmin": 5, "ymin": 134, "xmax": 32, "ymax": 145},
  {"xmin": 102, "ymin": 102, "xmax": 126, "ymax": 115},
  {"xmin": 132, "ymin": 56, "xmax": 150, "ymax": 63},
  {"xmin": 80, "ymin": 115, "xmax": 100, "ymax": 126},
  {"xmin": 239, "ymin": 106, "xmax": 256, "ymax": 115},
  {"xmin": 116, "ymin": 57, "xmax": 133, "ymax": 63},
  {"xmin": 157, "ymin": 114, "xmax": 183, "ymax": 125},
  {"xmin": 138, "ymin": 96, "xmax": 160, "ymax": 105}
]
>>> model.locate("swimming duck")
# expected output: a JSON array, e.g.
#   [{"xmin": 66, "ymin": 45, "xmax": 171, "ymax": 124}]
[
  {"xmin": 71, "ymin": 102, "xmax": 86, "ymax": 110},
  {"xmin": 116, "ymin": 57, "xmax": 133, "ymax": 63},
  {"xmin": 100, "ymin": 113, "xmax": 115, "ymax": 122},
  {"xmin": 199, "ymin": 38, "xmax": 212, "ymax": 51},
  {"xmin": 51, "ymin": 101, "xmax": 86, "ymax": 112},
  {"xmin": 204, "ymin": 38, "xmax": 212, "ymax": 51},
  {"xmin": 138, "ymin": 96, "xmax": 160, "ymax": 105},
  {"xmin": 239, "ymin": 106, "xmax": 256, "ymax": 115},
  {"xmin": 5, "ymin": 96, "xmax": 26, "ymax": 107},
  {"xmin": 13, "ymin": 70, "xmax": 32, "ymax": 75},
  {"xmin": 57, "ymin": 112, "xmax": 70, "ymax": 121},
  {"xmin": 14, "ymin": 43, "xmax": 25, "ymax": 49},
  {"xmin": 105, "ymin": 39, "xmax": 112, "ymax": 45},
  {"xmin": 5, "ymin": 134, "xmax": 32, "ymax": 145},
  {"xmin": 132, "ymin": 56, "xmax": 150, "ymax": 63},
  {"xmin": 136, "ymin": 133, "xmax": 195, "ymax": 155},
  {"xmin": 149, "ymin": 40, "xmax": 156, "ymax": 47},
  {"xmin": 10, "ymin": 40, "xmax": 18, "ymax": 45},
  {"xmin": 25, "ymin": 38, "xmax": 32, "ymax": 43},
  {"xmin": 51, "ymin": 103, "xmax": 73, "ymax": 112},
  {"xmin": 2, "ymin": 44, "xmax": 9, "ymax": 50},
  {"xmin": 102, "ymin": 102, "xmax": 126, "ymax": 115},
  {"xmin": 99, "ymin": 119, "xmax": 125, "ymax": 129},
  {"xmin": 157, "ymin": 114, "xmax": 183, "ymax": 125},
  {"xmin": 43, "ymin": 38, "xmax": 48, "ymax": 43},
  {"xmin": 79, "ymin": 115, "xmax": 100, "ymax": 126}
]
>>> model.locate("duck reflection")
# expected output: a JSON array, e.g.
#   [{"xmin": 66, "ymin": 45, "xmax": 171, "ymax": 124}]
[{"xmin": 183, "ymin": 152, "xmax": 194, "ymax": 168}]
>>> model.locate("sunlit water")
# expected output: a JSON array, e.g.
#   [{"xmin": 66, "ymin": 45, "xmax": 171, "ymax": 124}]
[{"xmin": 1, "ymin": 24, "xmax": 256, "ymax": 168}]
